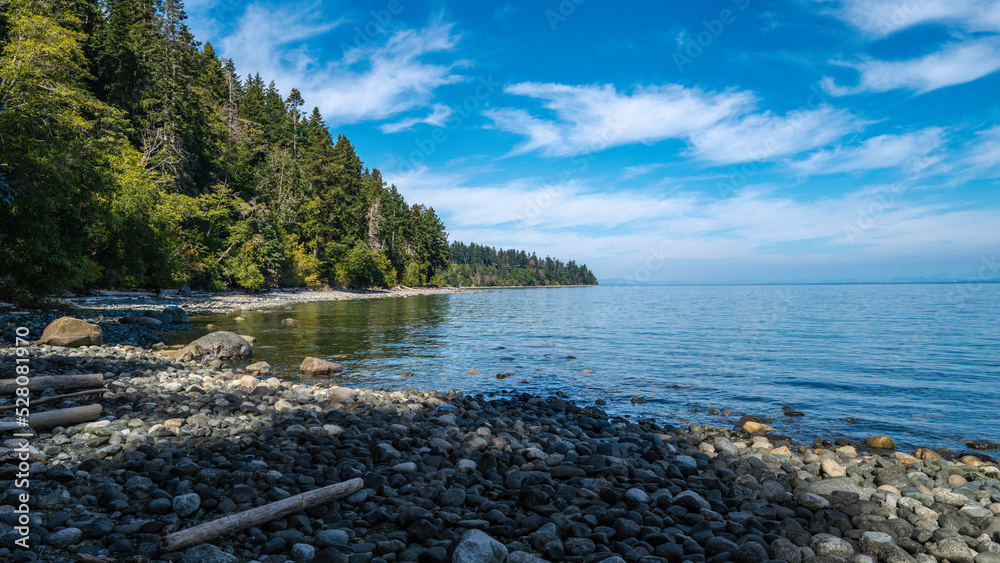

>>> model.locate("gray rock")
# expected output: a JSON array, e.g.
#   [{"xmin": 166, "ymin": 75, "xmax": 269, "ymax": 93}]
[
  {"xmin": 769, "ymin": 537, "xmax": 802, "ymax": 563},
  {"xmin": 508, "ymin": 552, "xmax": 546, "ymax": 563},
  {"xmin": 314, "ymin": 529, "xmax": 350, "ymax": 548},
  {"xmin": 799, "ymin": 493, "xmax": 830, "ymax": 511},
  {"xmin": 453, "ymin": 529, "xmax": 507, "ymax": 563},
  {"xmin": 172, "ymin": 493, "xmax": 202, "ymax": 517},
  {"xmin": 734, "ymin": 541, "xmax": 769, "ymax": 563},
  {"xmin": 624, "ymin": 488, "xmax": 650, "ymax": 505},
  {"xmin": 714, "ymin": 437, "xmax": 740, "ymax": 456},
  {"xmin": 178, "ymin": 331, "xmax": 252, "ymax": 362},
  {"xmin": 928, "ymin": 537, "xmax": 978, "ymax": 562},
  {"xmin": 290, "ymin": 543, "xmax": 316, "ymax": 563},
  {"xmin": 181, "ymin": 544, "xmax": 238, "ymax": 563},
  {"xmin": 144, "ymin": 310, "xmax": 175, "ymax": 323},
  {"xmin": 674, "ymin": 490, "xmax": 711, "ymax": 511},
  {"xmin": 136, "ymin": 316, "xmax": 162, "ymax": 326},
  {"xmin": 45, "ymin": 527, "xmax": 82, "ymax": 548},
  {"xmin": 859, "ymin": 531, "xmax": 894, "ymax": 555},
  {"xmin": 879, "ymin": 543, "xmax": 917, "ymax": 563},
  {"xmin": 797, "ymin": 477, "xmax": 868, "ymax": 499},
  {"xmin": 163, "ymin": 306, "xmax": 189, "ymax": 323},
  {"xmin": 810, "ymin": 533, "xmax": 855, "ymax": 558}
]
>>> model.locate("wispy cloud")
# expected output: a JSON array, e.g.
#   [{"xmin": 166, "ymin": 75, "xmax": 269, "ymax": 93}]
[
  {"xmin": 821, "ymin": 37, "xmax": 1000, "ymax": 95},
  {"xmin": 484, "ymin": 82, "xmax": 755, "ymax": 157},
  {"xmin": 831, "ymin": 0, "xmax": 1000, "ymax": 37},
  {"xmin": 687, "ymin": 106, "xmax": 864, "ymax": 164},
  {"xmin": 788, "ymin": 128, "xmax": 946, "ymax": 175},
  {"xmin": 485, "ymin": 82, "xmax": 862, "ymax": 163},
  {"xmin": 380, "ymin": 104, "xmax": 454, "ymax": 133},
  {"xmin": 217, "ymin": 7, "xmax": 465, "ymax": 125},
  {"xmin": 955, "ymin": 125, "xmax": 1000, "ymax": 178}
]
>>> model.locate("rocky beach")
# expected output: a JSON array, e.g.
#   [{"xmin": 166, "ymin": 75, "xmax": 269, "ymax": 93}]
[{"xmin": 1, "ymin": 297, "xmax": 999, "ymax": 563}]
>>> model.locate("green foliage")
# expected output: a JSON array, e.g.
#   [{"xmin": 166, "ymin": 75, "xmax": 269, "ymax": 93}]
[
  {"xmin": 0, "ymin": 0, "xmax": 453, "ymax": 298},
  {"xmin": 446, "ymin": 242, "xmax": 598, "ymax": 287},
  {"xmin": 335, "ymin": 242, "xmax": 395, "ymax": 289}
]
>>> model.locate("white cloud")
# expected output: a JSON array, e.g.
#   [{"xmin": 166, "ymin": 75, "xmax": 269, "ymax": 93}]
[
  {"xmin": 832, "ymin": 0, "xmax": 1000, "ymax": 37},
  {"xmin": 821, "ymin": 38, "xmax": 1000, "ymax": 95},
  {"xmin": 687, "ymin": 106, "xmax": 863, "ymax": 165},
  {"xmin": 483, "ymin": 82, "xmax": 755, "ymax": 157},
  {"xmin": 381, "ymin": 104, "xmax": 454, "ymax": 133},
  {"xmin": 385, "ymin": 167, "xmax": 1000, "ymax": 279},
  {"xmin": 956, "ymin": 126, "xmax": 1000, "ymax": 178},
  {"xmin": 788, "ymin": 128, "xmax": 946, "ymax": 175},
  {"xmin": 217, "ymin": 8, "xmax": 464, "ymax": 125},
  {"xmin": 485, "ymin": 82, "xmax": 862, "ymax": 163}
]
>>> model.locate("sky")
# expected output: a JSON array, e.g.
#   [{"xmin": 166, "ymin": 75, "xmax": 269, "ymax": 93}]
[{"xmin": 184, "ymin": 0, "xmax": 1000, "ymax": 283}]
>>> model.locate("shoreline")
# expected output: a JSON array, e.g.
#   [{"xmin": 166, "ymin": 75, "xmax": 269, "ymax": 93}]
[{"xmin": 0, "ymin": 341, "xmax": 998, "ymax": 562}]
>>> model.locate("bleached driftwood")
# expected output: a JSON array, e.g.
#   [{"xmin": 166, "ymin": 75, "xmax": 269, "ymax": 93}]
[{"xmin": 160, "ymin": 477, "xmax": 364, "ymax": 553}]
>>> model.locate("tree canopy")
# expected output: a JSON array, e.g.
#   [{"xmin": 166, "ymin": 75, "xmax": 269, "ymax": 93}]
[
  {"xmin": 446, "ymin": 242, "xmax": 598, "ymax": 287},
  {"xmin": 0, "ymin": 0, "xmax": 450, "ymax": 301}
]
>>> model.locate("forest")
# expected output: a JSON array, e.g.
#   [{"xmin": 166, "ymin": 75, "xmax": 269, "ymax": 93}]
[
  {"xmin": 445, "ymin": 242, "xmax": 598, "ymax": 287},
  {"xmin": 0, "ymin": 0, "xmax": 450, "ymax": 302}
]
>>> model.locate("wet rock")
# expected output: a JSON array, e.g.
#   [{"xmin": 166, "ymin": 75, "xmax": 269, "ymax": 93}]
[
  {"xmin": 866, "ymin": 434, "xmax": 896, "ymax": 449},
  {"xmin": 246, "ymin": 361, "xmax": 271, "ymax": 375},
  {"xmin": 300, "ymin": 356, "xmax": 344, "ymax": 375},
  {"xmin": 178, "ymin": 331, "xmax": 252, "ymax": 362}
]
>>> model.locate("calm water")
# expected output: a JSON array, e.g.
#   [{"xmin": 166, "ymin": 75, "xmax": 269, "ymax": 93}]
[{"xmin": 165, "ymin": 284, "xmax": 1000, "ymax": 454}]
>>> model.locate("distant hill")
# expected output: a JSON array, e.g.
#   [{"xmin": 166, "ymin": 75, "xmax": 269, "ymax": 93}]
[{"xmin": 444, "ymin": 242, "xmax": 598, "ymax": 287}]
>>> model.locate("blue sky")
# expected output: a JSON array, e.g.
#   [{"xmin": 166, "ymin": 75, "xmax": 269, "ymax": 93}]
[{"xmin": 185, "ymin": 0, "xmax": 1000, "ymax": 283}]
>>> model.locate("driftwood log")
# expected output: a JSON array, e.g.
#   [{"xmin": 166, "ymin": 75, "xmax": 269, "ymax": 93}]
[
  {"xmin": 160, "ymin": 477, "xmax": 364, "ymax": 553},
  {"xmin": 0, "ymin": 389, "xmax": 105, "ymax": 411},
  {"xmin": 27, "ymin": 404, "xmax": 103, "ymax": 429},
  {"xmin": 0, "ymin": 374, "xmax": 103, "ymax": 394}
]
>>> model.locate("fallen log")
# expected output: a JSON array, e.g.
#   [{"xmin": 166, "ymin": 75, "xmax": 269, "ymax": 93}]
[
  {"xmin": 160, "ymin": 477, "xmax": 364, "ymax": 553},
  {"xmin": 0, "ymin": 374, "xmax": 104, "ymax": 394},
  {"xmin": 0, "ymin": 388, "xmax": 105, "ymax": 411},
  {"xmin": 27, "ymin": 404, "xmax": 103, "ymax": 429}
]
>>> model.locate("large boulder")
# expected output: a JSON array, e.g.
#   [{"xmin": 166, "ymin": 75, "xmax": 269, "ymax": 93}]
[
  {"xmin": 178, "ymin": 331, "xmax": 252, "ymax": 362},
  {"xmin": 300, "ymin": 357, "xmax": 343, "ymax": 375},
  {"xmin": 144, "ymin": 310, "xmax": 174, "ymax": 324},
  {"xmin": 162, "ymin": 306, "xmax": 189, "ymax": 323},
  {"xmin": 40, "ymin": 317, "xmax": 103, "ymax": 347}
]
